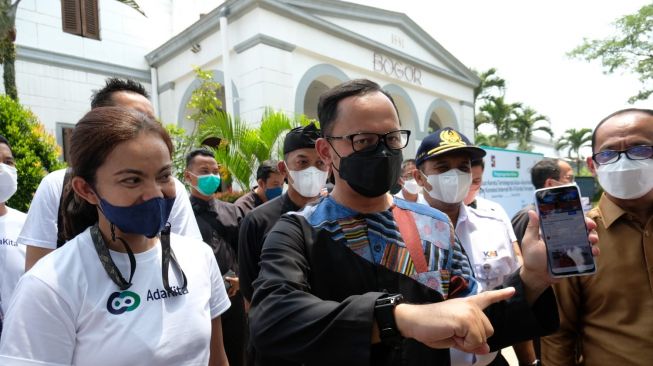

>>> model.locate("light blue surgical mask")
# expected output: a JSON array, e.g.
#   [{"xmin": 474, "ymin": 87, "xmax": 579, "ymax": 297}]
[{"xmin": 191, "ymin": 173, "xmax": 221, "ymax": 196}]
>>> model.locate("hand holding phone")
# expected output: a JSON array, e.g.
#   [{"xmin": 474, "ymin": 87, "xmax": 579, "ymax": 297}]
[{"xmin": 534, "ymin": 184, "xmax": 596, "ymax": 277}]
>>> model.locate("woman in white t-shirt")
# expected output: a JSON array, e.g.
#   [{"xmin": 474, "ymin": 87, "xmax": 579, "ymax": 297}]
[
  {"xmin": 0, "ymin": 108, "xmax": 231, "ymax": 365},
  {"xmin": 0, "ymin": 135, "xmax": 27, "ymax": 335}
]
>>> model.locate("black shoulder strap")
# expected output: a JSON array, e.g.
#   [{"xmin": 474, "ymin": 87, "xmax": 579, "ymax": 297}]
[{"xmin": 56, "ymin": 168, "xmax": 74, "ymax": 247}]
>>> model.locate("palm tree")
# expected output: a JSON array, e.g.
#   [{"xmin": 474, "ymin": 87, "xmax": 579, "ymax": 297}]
[
  {"xmin": 0, "ymin": 1, "xmax": 144, "ymax": 101},
  {"xmin": 512, "ymin": 107, "xmax": 553, "ymax": 151},
  {"xmin": 475, "ymin": 96, "xmax": 522, "ymax": 148},
  {"xmin": 473, "ymin": 68, "xmax": 506, "ymax": 103},
  {"xmin": 556, "ymin": 128, "xmax": 593, "ymax": 173}
]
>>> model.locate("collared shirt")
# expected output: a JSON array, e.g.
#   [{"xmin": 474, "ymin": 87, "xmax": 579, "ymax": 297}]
[
  {"xmin": 473, "ymin": 196, "xmax": 517, "ymax": 242},
  {"xmin": 234, "ymin": 189, "xmax": 264, "ymax": 217},
  {"xmin": 456, "ymin": 204, "xmax": 520, "ymax": 292},
  {"xmin": 541, "ymin": 194, "xmax": 653, "ymax": 366},
  {"xmin": 453, "ymin": 203, "xmax": 520, "ymax": 366},
  {"xmin": 238, "ymin": 193, "xmax": 301, "ymax": 302}
]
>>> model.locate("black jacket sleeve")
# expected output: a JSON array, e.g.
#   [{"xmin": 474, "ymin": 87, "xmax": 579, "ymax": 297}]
[
  {"xmin": 486, "ymin": 271, "xmax": 559, "ymax": 351},
  {"xmin": 238, "ymin": 212, "xmax": 262, "ymax": 302},
  {"xmin": 249, "ymin": 214, "xmax": 385, "ymax": 365}
]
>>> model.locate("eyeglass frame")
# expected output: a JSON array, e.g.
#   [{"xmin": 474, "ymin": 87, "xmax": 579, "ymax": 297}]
[
  {"xmin": 591, "ymin": 145, "xmax": 653, "ymax": 165},
  {"xmin": 325, "ymin": 130, "xmax": 411, "ymax": 152}
]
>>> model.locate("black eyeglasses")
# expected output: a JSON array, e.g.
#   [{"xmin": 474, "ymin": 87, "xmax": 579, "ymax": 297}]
[
  {"xmin": 592, "ymin": 145, "xmax": 653, "ymax": 165},
  {"xmin": 326, "ymin": 130, "xmax": 410, "ymax": 152}
]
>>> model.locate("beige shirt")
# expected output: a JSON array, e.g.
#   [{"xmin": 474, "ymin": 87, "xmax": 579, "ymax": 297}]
[{"xmin": 541, "ymin": 194, "xmax": 653, "ymax": 365}]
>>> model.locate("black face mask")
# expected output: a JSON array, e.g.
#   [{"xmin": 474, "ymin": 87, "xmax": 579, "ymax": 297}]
[{"xmin": 334, "ymin": 143, "xmax": 403, "ymax": 198}]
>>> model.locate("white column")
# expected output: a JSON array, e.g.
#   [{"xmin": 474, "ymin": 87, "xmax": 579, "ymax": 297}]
[
  {"xmin": 150, "ymin": 67, "xmax": 160, "ymax": 118},
  {"xmin": 220, "ymin": 10, "xmax": 234, "ymax": 115}
]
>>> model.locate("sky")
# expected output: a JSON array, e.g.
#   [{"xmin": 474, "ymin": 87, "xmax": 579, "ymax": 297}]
[{"xmin": 352, "ymin": 0, "xmax": 651, "ymax": 153}]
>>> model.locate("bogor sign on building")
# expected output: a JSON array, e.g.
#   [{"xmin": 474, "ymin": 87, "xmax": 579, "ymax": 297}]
[{"xmin": 373, "ymin": 52, "xmax": 423, "ymax": 85}]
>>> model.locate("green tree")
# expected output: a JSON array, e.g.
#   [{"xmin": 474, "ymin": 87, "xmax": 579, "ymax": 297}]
[
  {"xmin": 569, "ymin": 4, "xmax": 653, "ymax": 103},
  {"xmin": 555, "ymin": 128, "xmax": 593, "ymax": 173},
  {"xmin": 0, "ymin": 0, "xmax": 144, "ymax": 101},
  {"xmin": 511, "ymin": 107, "xmax": 553, "ymax": 151},
  {"xmin": 475, "ymin": 96, "xmax": 522, "ymax": 148},
  {"xmin": 473, "ymin": 67, "xmax": 506, "ymax": 103},
  {"xmin": 0, "ymin": 95, "xmax": 65, "ymax": 211}
]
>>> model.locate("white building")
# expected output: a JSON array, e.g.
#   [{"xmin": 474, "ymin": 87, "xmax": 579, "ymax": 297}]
[{"xmin": 9, "ymin": 0, "xmax": 480, "ymax": 160}]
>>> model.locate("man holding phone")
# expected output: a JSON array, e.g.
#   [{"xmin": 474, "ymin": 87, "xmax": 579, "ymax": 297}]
[
  {"xmin": 541, "ymin": 108, "xmax": 653, "ymax": 365},
  {"xmin": 248, "ymin": 79, "xmax": 599, "ymax": 366}
]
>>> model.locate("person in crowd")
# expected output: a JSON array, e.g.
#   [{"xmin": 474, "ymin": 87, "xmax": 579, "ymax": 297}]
[
  {"xmin": 394, "ymin": 159, "xmax": 424, "ymax": 203},
  {"xmin": 0, "ymin": 136, "xmax": 25, "ymax": 337},
  {"xmin": 248, "ymin": 79, "xmax": 599, "ymax": 366},
  {"xmin": 465, "ymin": 158, "xmax": 522, "ymax": 265},
  {"xmin": 412, "ymin": 128, "xmax": 531, "ymax": 366},
  {"xmin": 239, "ymin": 122, "xmax": 327, "ymax": 304},
  {"xmin": 464, "ymin": 159, "xmax": 533, "ymax": 365},
  {"xmin": 185, "ymin": 148, "xmax": 245, "ymax": 366},
  {"xmin": 511, "ymin": 159, "xmax": 574, "ymax": 246},
  {"xmin": 234, "ymin": 160, "xmax": 284, "ymax": 216},
  {"xmin": 0, "ymin": 107, "xmax": 230, "ymax": 365},
  {"xmin": 238, "ymin": 122, "xmax": 327, "ymax": 365},
  {"xmin": 19, "ymin": 78, "xmax": 201, "ymax": 272},
  {"xmin": 541, "ymin": 108, "xmax": 653, "ymax": 365}
]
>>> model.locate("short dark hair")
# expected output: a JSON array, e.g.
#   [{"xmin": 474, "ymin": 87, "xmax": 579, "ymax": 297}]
[
  {"xmin": 401, "ymin": 159, "xmax": 416, "ymax": 170},
  {"xmin": 256, "ymin": 160, "xmax": 280, "ymax": 182},
  {"xmin": 471, "ymin": 158, "xmax": 485, "ymax": 170},
  {"xmin": 530, "ymin": 159, "xmax": 560, "ymax": 189},
  {"xmin": 592, "ymin": 108, "xmax": 653, "ymax": 152},
  {"xmin": 317, "ymin": 79, "xmax": 398, "ymax": 136},
  {"xmin": 185, "ymin": 148, "xmax": 215, "ymax": 168},
  {"xmin": 91, "ymin": 78, "xmax": 150, "ymax": 109},
  {"xmin": 0, "ymin": 135, "xmax": 12, "ymax": 155}
]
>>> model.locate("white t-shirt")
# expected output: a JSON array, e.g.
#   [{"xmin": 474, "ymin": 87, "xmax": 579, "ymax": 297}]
[
  {"xmin": 394, "ymin": 190, "xmax": 429, "ymax": 205},
  {"xmin": 452, "ymin": 204, "xmax": 520, "ymax": 366},
  {"xmin": 0, "ymin": 207, "xmax": 27, "ymax": 315},
  {"xmin": 473, "ymin": 196, "xmax": 517, "ymax": 242},
  {"xmin": 0, "ymin": 228, "xmax": 229, "ymax": 365},
  {"xmin": 17, "ymin": 169, "xmax": 202, "ymax": 249}
]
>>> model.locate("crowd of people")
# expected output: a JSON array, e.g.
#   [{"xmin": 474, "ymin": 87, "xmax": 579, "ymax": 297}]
[{"xmin": 0, "ymin": 76, "xmax": 650, "ymax": 366}]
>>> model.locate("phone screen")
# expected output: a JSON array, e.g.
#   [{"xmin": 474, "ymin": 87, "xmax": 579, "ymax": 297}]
[{"xmin": 534, "ymin": 185, "xmax": 596, "ymax": 277}]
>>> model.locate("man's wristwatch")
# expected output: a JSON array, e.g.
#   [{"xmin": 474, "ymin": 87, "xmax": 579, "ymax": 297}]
[{"xmin": 374, "ymin": 294, "xmax": 404, "ymax": 347}]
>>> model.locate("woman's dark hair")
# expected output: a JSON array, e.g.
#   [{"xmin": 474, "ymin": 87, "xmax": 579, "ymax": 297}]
[{"xmin": 61, "ymin": 107, "xmax": 173, "ymax": 240}]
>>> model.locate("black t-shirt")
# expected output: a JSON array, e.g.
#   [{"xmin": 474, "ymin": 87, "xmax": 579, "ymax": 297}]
[{"xmin": 238, "ymin": 193, "xmax": 300, "ymax": 302}]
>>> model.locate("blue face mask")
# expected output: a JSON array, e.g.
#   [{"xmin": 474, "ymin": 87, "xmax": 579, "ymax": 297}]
[
  {"xmin": 99, "ymin": 196, "xmax": 176, "ymax": 238},
  {"xmin": 265, "ymin": 186, "xmax": 283, "ymax": 200}
]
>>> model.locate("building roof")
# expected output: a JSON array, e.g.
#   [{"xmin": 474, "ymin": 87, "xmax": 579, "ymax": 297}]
[{"xmin": 145, "ymin": 0, "xmax": 480, "ymax": 88}]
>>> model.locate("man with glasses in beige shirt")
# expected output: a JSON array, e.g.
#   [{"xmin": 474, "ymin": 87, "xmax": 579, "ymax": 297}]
[{"xmin": 542, "ymin": 108, "xmax": 653, "ymax": 365}]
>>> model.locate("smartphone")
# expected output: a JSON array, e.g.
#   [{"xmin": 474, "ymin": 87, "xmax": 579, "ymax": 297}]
[
  {"xmin": 223, "ymin": 269, "xmax": 236, "ymax": 291},
  {"xmin": 534, "ymin": 184, "xmax": 596, "ymax": 277}
]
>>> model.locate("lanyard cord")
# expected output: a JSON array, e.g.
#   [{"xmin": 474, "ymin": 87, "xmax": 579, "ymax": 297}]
[
  {"xmin": 91, "ymin": 224, "xmax": 136, "ymax": 290},
  {"xmin": 91, "ymin": 223, "xmax": 188, "ymax": 292},
  {"xmin": 160, "ymin": 223, "xmax": 188, "ymax": 293}
]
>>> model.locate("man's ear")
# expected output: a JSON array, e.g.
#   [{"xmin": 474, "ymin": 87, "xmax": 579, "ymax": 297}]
[
  {"xmin": 71, "ymin": 177, "xmax": 99, "ymax": 205},
  {"xmin": 277, "ymin": 160, "xmax": 288, "ymax": 176},
  {"xmin": 586, "ymin": 156, "xmax": 597, "ymax": 176},
  {"xmin": 315, "ymin": 138, "xmax": 333, "ymax": 167},
  {"xmin": 257, "ymin": 178, "xmax": 266, "ymax": 190},
  {"xmin": 183, "ymin": 169, "xmax": 192, "ymax": 184},
  {"xmin": 413, "ymin": 168, "xmax": 430, "ymax": 190}
]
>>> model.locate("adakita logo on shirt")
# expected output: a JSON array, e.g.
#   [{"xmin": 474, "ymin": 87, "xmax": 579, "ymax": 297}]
[{"xmin": 107, "ymin": 291, "xmax": 141, "ymax": 315}]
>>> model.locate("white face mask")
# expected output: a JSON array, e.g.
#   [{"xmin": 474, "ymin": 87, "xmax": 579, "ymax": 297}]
[
  {"xmin": 288, "ymin": 166, "xmax": 328, "ymax": 198},
  {"xmin": 596, "ymin": 158, "xmax": 653, "ymax": 200},
  {"xmin": 402, "ymin": 179, "xmax": 420, "ymax": 195},
  {"xmin": 424, "ymin": 169, "xmax": 472, "ymax": 204},
  {"xmin": 0, "ymin": 163, "xmax": 17, "ymax": 203}
]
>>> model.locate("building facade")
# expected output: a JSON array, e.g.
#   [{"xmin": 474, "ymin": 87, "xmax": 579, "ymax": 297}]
[{"xmin": 8, "ymin": 0, "xmax": 480, "ymax": 160}]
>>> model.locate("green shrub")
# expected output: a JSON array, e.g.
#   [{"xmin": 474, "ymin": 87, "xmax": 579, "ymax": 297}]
[{"xmin": 0, "ymin": 95, "xmax": 65, "ymax": 211}]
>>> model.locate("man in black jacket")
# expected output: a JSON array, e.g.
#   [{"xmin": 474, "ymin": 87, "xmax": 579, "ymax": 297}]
[
  {"xmin": 248, "ymin": 79, "xmax": 600, "ymax": 366},
  {"xmin": 185, "ymin": 148, "xmax": 245, "ymax": 366}
]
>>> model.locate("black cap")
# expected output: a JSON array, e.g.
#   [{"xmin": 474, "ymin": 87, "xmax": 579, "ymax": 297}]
[
  {"xmin": 415, "ymin": 127, "xmax": 486, "ymax": 166},
  {"xmin": 283, "ymin": 122, "xmax": 321, "ymax": 155}
]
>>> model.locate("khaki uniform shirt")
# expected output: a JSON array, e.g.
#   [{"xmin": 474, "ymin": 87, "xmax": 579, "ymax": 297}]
[{"xmin": 541, "ymin": 194, "xmax": 653, "ymax": 365}]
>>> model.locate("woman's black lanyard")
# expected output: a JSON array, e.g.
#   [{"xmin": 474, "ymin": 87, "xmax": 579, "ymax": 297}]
[{"xmin": 91, "ymin": 223, "xmax": 188, "ymax": 292}]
